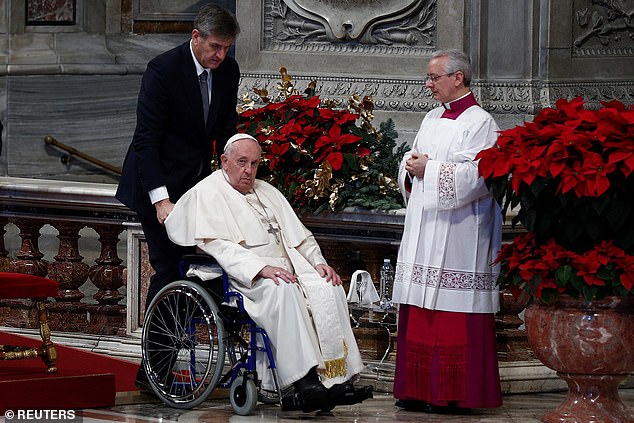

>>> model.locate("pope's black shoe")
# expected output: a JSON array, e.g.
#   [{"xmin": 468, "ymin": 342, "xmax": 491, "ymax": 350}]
[
  {"xmin": 292, "ymin": 368, "xmax": 328, "ymax": 412},
  {"xmin": 326, "ymin": 381, "xmax": 373, "ymax": 409}
]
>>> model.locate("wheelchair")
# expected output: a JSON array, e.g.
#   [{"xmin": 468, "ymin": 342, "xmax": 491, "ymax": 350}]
[{"xmin": 140, "ymin": 254, "xmax": 286, "ymax": 415}]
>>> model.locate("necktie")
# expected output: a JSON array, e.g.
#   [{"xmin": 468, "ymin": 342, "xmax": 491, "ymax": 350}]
[{"xmin": 199, "ymin": 71, "xmax": 209, "ymax": 125}]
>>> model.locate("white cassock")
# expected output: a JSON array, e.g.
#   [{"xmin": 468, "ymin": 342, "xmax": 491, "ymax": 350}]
[
  {"xmin": 165, "ymin": 170, "xmax": 364, "ymax": 390},
  {"xmin": 392, "ymin": 104, "xmax": 502, "ymax": 314}
]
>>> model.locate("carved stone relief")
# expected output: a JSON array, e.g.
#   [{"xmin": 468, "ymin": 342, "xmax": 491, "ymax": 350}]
[
  {"xmin": 573, "ymin": 0, "xmax": 634, "ymax": 56},
  {"xmin": 264, "ymin": 0, "xmax": 436, "ymax": 54}
]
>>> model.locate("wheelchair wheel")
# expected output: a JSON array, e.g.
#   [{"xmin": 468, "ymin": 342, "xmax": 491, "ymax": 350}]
[
  {"xmin": 142, "ymin": 280, "xmax": 226, "ymax": 409},
  {"xmin": 224, "ymin": 323, "xmax": 281, "ymax": 406},
  {"xmin": 230, "ymin": 375, "xmax": 258, "ymax": 416}
]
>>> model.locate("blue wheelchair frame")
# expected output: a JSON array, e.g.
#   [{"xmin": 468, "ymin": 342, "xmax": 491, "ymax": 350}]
[{"xmin": 177, "ymin": 254, "xmax": 282, "ymax": 411}]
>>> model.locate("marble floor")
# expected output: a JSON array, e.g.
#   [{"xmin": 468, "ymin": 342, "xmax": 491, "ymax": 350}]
[{"xmin": 74, "ymin": 388, "xmax": 634, "ymax": 423}]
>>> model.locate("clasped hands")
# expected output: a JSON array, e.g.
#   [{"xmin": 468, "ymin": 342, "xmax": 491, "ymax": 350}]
[
  {"xmin": 258, "ymin": 264, "xmax": 342, "ymax": 286},
  {"xmin": 405, "ymin": 152, "xmax": 430, "ymax": 179}
]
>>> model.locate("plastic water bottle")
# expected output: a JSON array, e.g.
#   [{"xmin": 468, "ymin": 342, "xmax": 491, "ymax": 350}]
[{"xmin": 379, "ymin": 258, "xmax": 394, "ymax": 310}]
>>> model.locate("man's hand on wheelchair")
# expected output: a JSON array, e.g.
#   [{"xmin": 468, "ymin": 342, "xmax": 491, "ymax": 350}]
[
  {"xmin": 258, "ymin": 265, "xmax": 298, "ymax": 285},
  {"xmin": 316, "ymin": 264, "xmax": 342, "ymax": 286},
  {"xmin": 154, "ymin": 198, "xmax": 175, "ymax": 225}
]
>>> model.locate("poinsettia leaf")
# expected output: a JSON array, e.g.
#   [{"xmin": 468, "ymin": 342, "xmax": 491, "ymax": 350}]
[
  {"xmin": 489, "ymin": 177, "xmax": 508, "ymax": 205},
  {"xmin": 555, "ymin": 264, "xmax": 573, "ymax": 285},
  {"xmin": 326, "ymin": 151, "xmax": 344, "ymax": 170},
  {"xmin": 342, "ymin": 152, "xmax": 358, "ymax": 172},
  {"xmin": 539, "ymin": 290, "xmax": 557, "ymax": 305},
  {"xmin": 582, "ymin": 285, "xmax": 598, "ymax": 302},
  {"xmin": 590, "ymin": 193, "xmax": 610, "ymax": 216},
  {"xmin": 570, "ymin": 274, "xmax": 587, "ymax": 293}
]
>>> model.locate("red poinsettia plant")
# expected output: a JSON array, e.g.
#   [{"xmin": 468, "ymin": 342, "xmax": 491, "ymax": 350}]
[
  {"xmin": 495, "ymin": 233, "xmax": 634, "ymax": 304},
  {"xmin": 237, "ymin": 68, "xmax": 408, "ymax": 214},
  {"xmin": 477, "ymin": 97, "xmax": 634, "ymax": 304}
]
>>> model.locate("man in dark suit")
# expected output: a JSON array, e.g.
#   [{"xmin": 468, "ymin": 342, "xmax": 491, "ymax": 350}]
[
  {"xmin": 115, "ymin": 3, "xmax": 240, "ymax": 389},
  {"xmin": 117, "ymin": 3, "xmax": 240, "ymax": 304}
]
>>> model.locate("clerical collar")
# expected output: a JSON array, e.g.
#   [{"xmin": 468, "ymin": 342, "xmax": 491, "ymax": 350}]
[{"xmin": 441, "ymin": 92, "xmax": 479, "ymax": 120}]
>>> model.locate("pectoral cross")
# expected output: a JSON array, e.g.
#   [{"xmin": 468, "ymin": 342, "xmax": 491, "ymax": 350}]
[{"xmin": 267, "ymin": 223, "xmax": 281, "ymax": 244}]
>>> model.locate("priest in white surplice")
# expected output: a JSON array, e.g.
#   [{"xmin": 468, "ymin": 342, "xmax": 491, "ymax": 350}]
[
  {"xmin": 392, "ymin": 50, "xmax": 503, "ymax": 413},
  {"xmin": 164, "ymin": 133, "xmax": 368, "ymax": 412}
]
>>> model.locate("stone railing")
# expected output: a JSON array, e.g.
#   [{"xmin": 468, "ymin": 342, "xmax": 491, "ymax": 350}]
[{"xmin": 0, "ymin": 177, "xmax": 133, "ymax": 336}]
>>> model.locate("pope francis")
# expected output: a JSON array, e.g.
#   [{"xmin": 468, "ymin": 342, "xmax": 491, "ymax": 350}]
[{"xmin": 164, "ymin": 133, "xmax": 370, "ymax": 412}]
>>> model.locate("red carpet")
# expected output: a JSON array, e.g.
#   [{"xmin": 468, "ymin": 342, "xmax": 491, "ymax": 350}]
[{"xmin": 0, "ymin": 332, "xmax": 139, "ymax": 412}]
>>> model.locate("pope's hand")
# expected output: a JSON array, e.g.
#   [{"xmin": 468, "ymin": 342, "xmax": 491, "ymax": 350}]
[
  {"xmin": 155, "ymin": 199, "xmax": 175, "ymax": 225},
  {"xmin": 258, "ymin": 265, "xmax": 297, "ymax": 285},
  {"xmin": 316, "ymin": 264, "xmax": 342, "ymax": 286}
]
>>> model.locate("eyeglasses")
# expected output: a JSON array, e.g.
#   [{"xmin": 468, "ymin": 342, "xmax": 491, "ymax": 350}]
[{"xmin": 425, "ymin": 72, "xmax": 456, "ymax": 83}]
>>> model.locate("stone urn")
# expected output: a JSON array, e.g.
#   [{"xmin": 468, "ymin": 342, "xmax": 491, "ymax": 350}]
[{"xmin": 524, "ymin": 295, "xmax": 634, "ymax": 423}]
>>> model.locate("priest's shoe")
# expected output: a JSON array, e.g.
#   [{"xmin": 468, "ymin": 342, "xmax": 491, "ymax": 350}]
[{"xmin": 395, "ymin": 399, "xmax": 471, "ymax": 415}]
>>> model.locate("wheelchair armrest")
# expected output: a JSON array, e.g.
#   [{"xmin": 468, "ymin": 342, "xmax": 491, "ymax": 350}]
[
  {"xmin": 181, "ymin": 253, "xmax": 217, "ymax": 265},
  {"xmin": 179, "ymin": 253, "xmax": 219, "ymax": 278}
]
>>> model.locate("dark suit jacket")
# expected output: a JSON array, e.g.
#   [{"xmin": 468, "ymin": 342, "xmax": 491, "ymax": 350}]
[{"xmin": 116, "ymin": 41, "xmax": 240, "ymax": 218}]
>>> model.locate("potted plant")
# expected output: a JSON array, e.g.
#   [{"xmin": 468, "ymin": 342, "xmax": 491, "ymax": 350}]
[
  {"xmin": 477, "ymin": 97, "xmax": 634, "ymax": 423},
  {"xmin": 236, "ymin": 67, "xmax": 409, "ymax": 215}
]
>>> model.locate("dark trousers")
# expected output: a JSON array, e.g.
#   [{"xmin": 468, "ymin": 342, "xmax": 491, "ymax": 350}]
[{"xmin": 139, "ymin": 216, "xmax": 193, "ymax": 381}]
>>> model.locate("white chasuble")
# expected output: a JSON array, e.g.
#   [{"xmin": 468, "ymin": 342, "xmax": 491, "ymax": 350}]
[
  {"xmin": 165, "ymin": 170, "xmax": 364, "ymax": 390},
  {"xmin": 393, "ymin": 105, "xmax": 502, "ymax": 314}
]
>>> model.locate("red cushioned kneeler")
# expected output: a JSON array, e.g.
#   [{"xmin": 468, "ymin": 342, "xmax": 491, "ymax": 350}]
[{"xmin": 0, "ymin": 273, "xmax": 59, "ymax": 373}]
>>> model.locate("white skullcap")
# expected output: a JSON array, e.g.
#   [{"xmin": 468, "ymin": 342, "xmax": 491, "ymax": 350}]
[{"xmin": 224, "ymin": 133, "xmax": 259, "ymax": 152}]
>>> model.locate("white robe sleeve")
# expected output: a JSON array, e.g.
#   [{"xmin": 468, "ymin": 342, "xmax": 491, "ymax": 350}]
[
  {"xmin": 397, "ymin": 151, "xmax": 414, "ymax": 205},
  {"xmin": 197, "ymin": 238, "xmax": 269, "ymax": 289},
  {"xmin": 295, "ymin": 234, "xmax": 327, "ymax": 268},
  {"xmin": 422, "ymin": 114, "xmax": 499, "ymax": 210}
]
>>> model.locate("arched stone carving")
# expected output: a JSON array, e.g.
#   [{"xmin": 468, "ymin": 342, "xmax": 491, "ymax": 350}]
[{"xmin": 266, "ymin": 0, "xmax": 436, "ymax": 53}]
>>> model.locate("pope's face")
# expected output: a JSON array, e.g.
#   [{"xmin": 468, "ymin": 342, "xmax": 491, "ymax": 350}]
[
  {"xmin": 425, "ymin": 56, "xmax": 460, "ymax": 103},
  {"xmin": 221, "ymin": 139, "xmax": 262, "ymax": 194},
  {"xmin": 192, "ymin": 30, "xmax": 234, "ymax": 70}
]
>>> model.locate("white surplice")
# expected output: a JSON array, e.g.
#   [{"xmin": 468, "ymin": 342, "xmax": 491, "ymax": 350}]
[
  {"xmin": 392, "ymin": 105, "xmax": 502, "ymax": 314},
  {"xmin": 165, "ymin": 170, "xmax": 364, "ymax": 390}
]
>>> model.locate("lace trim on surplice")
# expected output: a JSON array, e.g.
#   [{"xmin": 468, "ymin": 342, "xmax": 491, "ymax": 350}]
[
  {"xmin": 395, "ymin": 262, "xmax": 496, "ymax": 291},
  {"xmin": 438, "ymin": 162, "xmax": 457, "ymax": 209}
]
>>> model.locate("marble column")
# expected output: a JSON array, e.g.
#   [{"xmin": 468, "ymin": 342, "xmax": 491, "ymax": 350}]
[
  {"xmin": 46, "ymin": 221, "xmax": 90, "ymax": 332},
  {"xmin": 1, "ymin": 219, "xmax": 48, "ymax": 328},
  {"xmin": 86, "ymin": 224, "xmax": 126, "ymax": 335}
]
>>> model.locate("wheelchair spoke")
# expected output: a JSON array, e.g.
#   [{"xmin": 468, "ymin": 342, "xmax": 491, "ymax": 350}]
[{"xmin": 142, "ymin": 281, "xmax": 226, "ymax": 408}]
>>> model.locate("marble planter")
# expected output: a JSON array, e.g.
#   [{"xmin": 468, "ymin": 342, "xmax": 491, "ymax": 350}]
[{"xmin": 525, "ymin": 295, "xmax": 634, "ymax": 423}]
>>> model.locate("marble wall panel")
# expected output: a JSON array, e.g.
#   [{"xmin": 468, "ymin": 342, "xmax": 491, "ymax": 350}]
[
  {"xmin": 133, "ymin": 0, "xmax": 235, "ymax": 20},
  {"xmin": 5, "ymin": 74, "xmax": 139, "ymax": 183}
]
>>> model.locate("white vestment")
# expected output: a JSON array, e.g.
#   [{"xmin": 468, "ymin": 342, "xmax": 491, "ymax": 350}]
[
  {"xmin": 392, "ymin": 104, "xmax": 502, "ymax": 314},
  {"xmin": 165, "ymin": 170, "xmax": 364, "ymax": 389}
]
